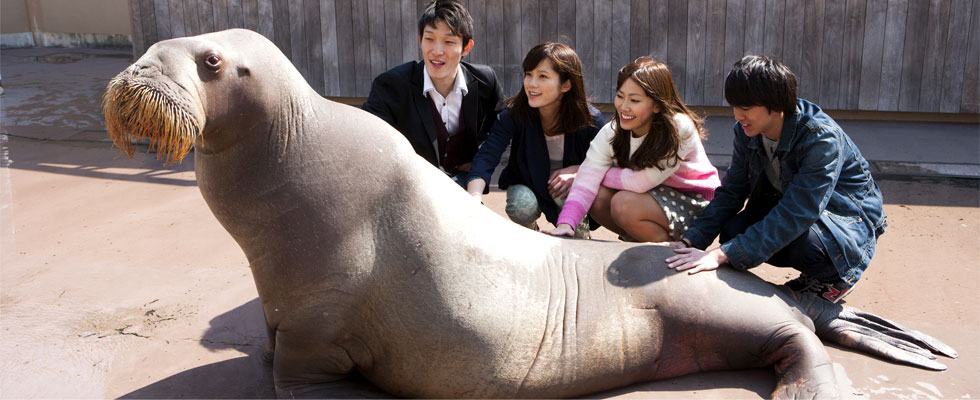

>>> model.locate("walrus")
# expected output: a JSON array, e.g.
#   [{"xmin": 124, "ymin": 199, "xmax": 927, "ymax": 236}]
[{"xmin": 103, "ymin": 29, "xmax": 956, "ymax": 398}]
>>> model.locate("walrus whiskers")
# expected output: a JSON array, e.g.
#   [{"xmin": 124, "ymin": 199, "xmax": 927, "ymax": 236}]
[{"xmin": 103, "ymin": 76, "xmax": 201, "ymax": 165}]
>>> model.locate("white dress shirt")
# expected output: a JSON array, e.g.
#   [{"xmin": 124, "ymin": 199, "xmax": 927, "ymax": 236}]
[{"xmin": 422, "ymin": 64, "xmax": 468, "ymax": 136}]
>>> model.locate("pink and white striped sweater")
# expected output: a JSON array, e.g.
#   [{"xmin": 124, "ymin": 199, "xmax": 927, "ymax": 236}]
[{"xmin": 556, "ymin": 114, "xmax": 721, "ymax": 228}]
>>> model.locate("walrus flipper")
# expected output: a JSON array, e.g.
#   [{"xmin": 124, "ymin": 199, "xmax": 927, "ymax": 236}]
[
  {"xmin": 275, "ymin": 375, "xmax": 392, "ymax": 399},
  {"xmin": 794, "ymin": 291, "xmax": 957, "ymax": 371}
]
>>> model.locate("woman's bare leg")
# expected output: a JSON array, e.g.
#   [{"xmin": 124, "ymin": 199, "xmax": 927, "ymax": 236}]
[
  {"xmin": 609, "ymin": 190, "xmax": 671, "ymax": 242},
  {"xmin": 588, "ymin": 186, "xmax": 629, "ymax": 237}
]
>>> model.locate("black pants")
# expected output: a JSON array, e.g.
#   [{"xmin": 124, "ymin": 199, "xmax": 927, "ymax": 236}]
[{"xmin": 719, "ymin": 178, "xmax": 841, "ymax": 282}]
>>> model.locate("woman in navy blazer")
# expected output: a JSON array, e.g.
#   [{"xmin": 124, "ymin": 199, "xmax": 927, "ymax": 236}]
[{"xmin": 466, "ymin": 42, "xmax": 604, "ymax": 238}]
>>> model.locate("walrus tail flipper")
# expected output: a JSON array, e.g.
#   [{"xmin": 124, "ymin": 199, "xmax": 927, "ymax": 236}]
[{"xmin": 794, "ymin": 291, "xmax": 958, "ymax": 371}]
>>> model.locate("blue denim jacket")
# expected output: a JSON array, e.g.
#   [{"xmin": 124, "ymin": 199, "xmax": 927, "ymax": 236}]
[{"xmin": 684, "ymin": 99, "xmax": 886, "ymax": 284}]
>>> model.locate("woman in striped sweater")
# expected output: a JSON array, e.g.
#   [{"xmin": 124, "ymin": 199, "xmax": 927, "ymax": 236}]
[{"xmin": 543, "ymin": 58, "xmax": 720, "ymax": 242}]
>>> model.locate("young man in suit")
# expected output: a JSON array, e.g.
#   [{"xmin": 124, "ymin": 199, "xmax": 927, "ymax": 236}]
[{"xmin": 362, "ymin": 0, "xmax": 504, "ymax": 188}]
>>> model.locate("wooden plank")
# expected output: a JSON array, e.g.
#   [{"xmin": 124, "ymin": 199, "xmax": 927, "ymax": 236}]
[
  {"xmin": 335, "ymin": 0, "xmax": 355, "ymax": 95},
  {"xmin": 351, "ymin": 0, "xmax": 372, "ymax": 95},
  {"xmin": 685, "ymin": 0, "xmax": 706, "ymax": 105},
  {"xmin": 666, "ymin": 0, "xmax": 688, "ymax": 99},
  {"xmin": 169, "ymin": 0, "xmax": 187, "ymax": 38},
  {"xmin": 197, "ymin": 0, "xmax": 215, "ymax": 33},
  {"xmin": 401, "ymin": 0, "xmax": 417, "ymax": 64},
  {"xmin": 818, "ymin": 0, "xmax": 845, "ymax": 108},
  {"xmin": 272, "ymin": 0, "xmax": 292, "ymax": 63},
  {"xmin": 227, "ymin": 0, "xmax": 244, "ymax": 28},
  {"xmin": 594, "ymin": 0, "xmax": 614, "ymax": 103},
  {"xmin": 858, "ymin": 0, "xmax": 888, "ymax": 110},
  {"xmin": 540, "ymin": 0, "xmax": 558, "ymax": 43},
  {"xmin": 840, "ymin": 0, "xmax": 867, "ymax": 109},
  {"xmin": 384, "ymin": 0, "xmax": 402, "ymax": 69},
  {"xmin": 629, "ymin": 0, "xmax": 649, "ymax": 59},
  {"xmin": 320, "ymin": 0, "xmax": 340, "ymax": 96},
  {"xmin": 576, "ymin": 0, "xmax": 595, "ymax": 98},
  {"xmin": 153, "ymin": 0, "xmax": 173, "ymax": 40},
  {"xmin": 742, "ymin": 0, "xmax": 764, "ymax": 55},
  {"xmin": 704, "ymin": 0, "xmax": 727, "ymax": 106},
  {"xmin": 762, "ymin": 0, "xmax": 785, "ymax": 60},
  {"xmin": 940, "ymin": 0, "xmax": 975, "ymax": 112},
  {"xmin": 918, "ymin": 0, "xmax": 950, "ymax": 111},
  {"xmin": 130, "ymin": 0, "xmax": 146, "ymax": 55},
  {"xmin": 503, "ymin": 0, "xmax": 522, "ymax": 95},
  {"xmin": 181, "ymin": 0, "xmax": 201, "ymax": 36},
  {"xmin": 647, "ymin": 0, "xmax": 668, "ymax": 61},
  {"xmin": 782, "ymin": 0, "xmax": 805, "ymax": 74},
  {"xmin": 724, "ymin": 0, "xmax": 746, "ymax": 95},
  {"xmin": 466, "ymin": 0, "xmax": 487, "ymax": 64},
  {"xmin": 800, "ymin": 0, "xmax": 825, "ymax": 102},
  {"xmin": 960, "ymin": 0, "xmax": 980, "ymax": 113},
  {"xmin": 129, "ymin": 0, "xmax": 146, "ymax": 56},
  {"xmin": 141, "ymin": 0, "xmax": 158, "ymax": 45},
  {"xmin": 242, "ymin": 0, "xmax": 258, "ymax": 31},
  {"xmin": 288, "ymin": 0, "xmax": 310, "ymax": 85},
  {"xmin": 305, "ymin": 0, "xmax": 324, "ymax": 94},
  {"xmin": 611, "ymin": 0, "xmax": 631, "ymax": 98},
  {"xmin": 213, "ymin": 0, "xmax": 229, "ymax": 31},
  {"xmin": 522, "ymin": 0, "xmax": 541, "ymax": 54},
  {"xmin": 485, "ymin": 0, "xmax": 505, "ymax": 79},
  {"xmin": 897, "ymin": 0, "xmax": 929, "ymax": 111},
  {"xmin": 557, "ymin": 0, "xmax": 576, "ymax": 47},
  {"xmin": 876, "ymin": 0, "xmax": 908, "ymax": 111},
  {"xmin": 858, "ymin": 0, "xmax": 886, "ymax": 110},
  {"xmin": 255, "ymin": 0, "xmax": 274, "ymax": 41}
]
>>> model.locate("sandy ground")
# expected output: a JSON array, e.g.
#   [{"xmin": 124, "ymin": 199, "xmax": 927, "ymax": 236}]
[
  {"xmin": 1, "ymin": 48, "xmax": 978, "ymax": 398},
  {"xmin": 1, "ymin": 136, "xmax": 978, "ymax": 399}
]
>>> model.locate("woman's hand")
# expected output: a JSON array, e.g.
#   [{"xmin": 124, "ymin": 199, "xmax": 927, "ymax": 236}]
[
  {"xmin": 548, "ymin": 165, "xmax": 580, "ymax": 199},
  {"xmin": 466, "ymin": 178, "xmax": 487, "ymax": 200},
  {"xmin": 666, "ymin": 247, "xmax": 728, "ymax": 275},
  {"xmin": 541, "ymin": 223, "xmax": 575, "ymax": 237}
]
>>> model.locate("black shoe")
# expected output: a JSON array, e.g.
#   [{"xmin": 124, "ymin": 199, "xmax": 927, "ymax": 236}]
[{"xmin": 785, "ymin": 274, "xmax": 854, "ymax": 304}]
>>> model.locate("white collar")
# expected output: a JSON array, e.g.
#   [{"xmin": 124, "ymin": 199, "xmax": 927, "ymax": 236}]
[{"xmin": 423, "ymin": 64, "xmax": 468, "ymax": 98}]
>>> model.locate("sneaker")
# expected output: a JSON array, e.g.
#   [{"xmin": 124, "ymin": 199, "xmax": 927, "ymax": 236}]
[
  {"xmin": 573, "ymin": 217, "xmax": 591, "ymax": 239},
  {"xmin": 785, "ymin": 274, "xmax": 854, "ymax": 304}
]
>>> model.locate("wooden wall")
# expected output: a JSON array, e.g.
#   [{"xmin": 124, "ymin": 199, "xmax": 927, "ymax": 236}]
[{"xmin": 128, "ymin": 0, "xmax": 979, "ymax": 114}]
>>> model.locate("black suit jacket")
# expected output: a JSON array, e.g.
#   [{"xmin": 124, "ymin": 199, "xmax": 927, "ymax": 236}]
[{"xmin": 361, "ymin": 60, "xmax": 504, "ymax": 171}]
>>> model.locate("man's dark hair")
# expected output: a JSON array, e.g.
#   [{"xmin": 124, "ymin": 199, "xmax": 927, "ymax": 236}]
[
  {"xmin": 418, "ymin": 0, "xmax": 474, "ymax": 46},
  {"xmin": 724, "ymin": 55, "xmax": 798, "ymax": 114}
]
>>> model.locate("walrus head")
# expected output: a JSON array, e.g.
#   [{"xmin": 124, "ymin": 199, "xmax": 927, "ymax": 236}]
[{"xmin": 103, "ymin": 29, "xmax": 286, "ymax": 164}]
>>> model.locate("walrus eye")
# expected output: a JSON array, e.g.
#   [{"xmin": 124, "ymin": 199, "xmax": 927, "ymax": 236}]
[{"xmin": 205, "ymin": 54, "xmax": 222, "ymax": 71}]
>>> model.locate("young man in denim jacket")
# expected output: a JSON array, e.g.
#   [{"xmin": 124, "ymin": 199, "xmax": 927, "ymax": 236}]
[{"xmin": 665, "ymin": 55, "xmax": 886, "ymax": 303}]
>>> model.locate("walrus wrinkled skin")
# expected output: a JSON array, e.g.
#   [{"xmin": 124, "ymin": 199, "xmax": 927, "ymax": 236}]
[{"xmin": 104, "ymin": 29, "xmax": 956, "ymax": 399}]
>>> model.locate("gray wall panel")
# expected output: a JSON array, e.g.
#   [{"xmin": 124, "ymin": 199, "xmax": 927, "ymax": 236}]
[{"xmin": 127, "ymin": 0, "xmax": 978, "ymax": 113}]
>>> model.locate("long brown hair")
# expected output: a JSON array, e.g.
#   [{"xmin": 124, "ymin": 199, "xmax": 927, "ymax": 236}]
[
  {"xmin": 611, "ymin": 57, "xmax": 705, "ymax": 170},
  {"xmin": 507, "ymin": 42, "xmax": 596, "ymax": 134}
]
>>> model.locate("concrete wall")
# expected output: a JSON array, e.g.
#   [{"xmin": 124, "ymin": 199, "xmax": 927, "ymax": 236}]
[{"xmin": 1, "ymin": 0, "xmax": 132, "ymax": 48}]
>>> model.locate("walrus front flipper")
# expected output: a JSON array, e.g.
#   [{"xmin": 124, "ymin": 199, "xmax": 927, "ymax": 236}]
[
  {"xmin": 276, "ymin": 374, "xmax": 392, "ymax": 399},
  {"xmin": 794, "ymin": 291, "xmax": 958, "ymax": 371}
]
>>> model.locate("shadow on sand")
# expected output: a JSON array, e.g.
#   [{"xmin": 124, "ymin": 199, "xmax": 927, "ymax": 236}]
[
  {"xmin": 119, "ymin": 298, "xmax": 275, "ymax": 399},
  {"xmin": 3, "ymin": 137, "xmax": 198, "ymax": 187}
]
